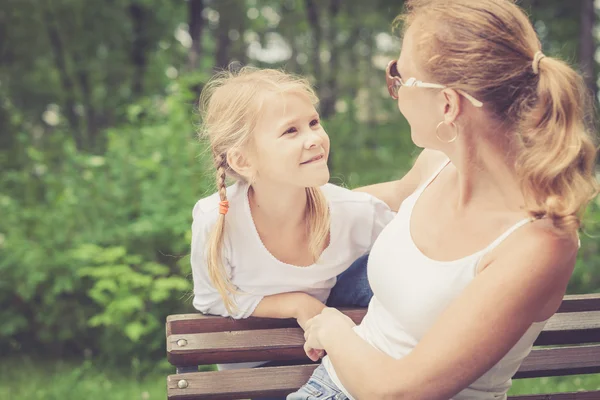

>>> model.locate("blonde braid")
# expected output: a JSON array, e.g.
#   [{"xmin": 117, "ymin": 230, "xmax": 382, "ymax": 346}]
[{"xmin": 206, "ymin": 153, "xmax": 238, "ymax": 315}]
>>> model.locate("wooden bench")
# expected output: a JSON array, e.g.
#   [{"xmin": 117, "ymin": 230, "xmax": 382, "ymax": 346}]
[{"xmin": 166, "ymin": 293, "xmax": 600, "ymax": 399}]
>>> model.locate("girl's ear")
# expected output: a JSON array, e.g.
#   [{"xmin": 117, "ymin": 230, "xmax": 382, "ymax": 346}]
[{"xmin": 227, "ymin": 149, "xmax": 255, "ymax": 180}]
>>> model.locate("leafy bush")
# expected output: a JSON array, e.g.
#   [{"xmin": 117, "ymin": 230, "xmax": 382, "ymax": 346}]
[{"xmin": 0, "ymin": 76, "xmax": 209, "ymax": 364}]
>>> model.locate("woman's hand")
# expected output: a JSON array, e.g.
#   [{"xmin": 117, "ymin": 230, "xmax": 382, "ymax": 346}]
[{"xmin": 303, "ymin": 307, "xmax": 357, "ymax": 361}]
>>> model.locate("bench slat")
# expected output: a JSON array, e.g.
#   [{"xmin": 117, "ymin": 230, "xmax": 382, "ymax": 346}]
[
  {"xmin": 166, "ymin": 309, "xmax": 366, "ymax": 335},
  {"xmin": 556, "ymin": 293, "xmax": 600, "ymax": 313},
  {"xmin": 167, "ymin": 311, "xmax": 600, "ymax": 366},
  {"xmin": 167, "ymin": 294, "xmax": 600, "ymax": 336},
  {"xmin": 167, "ymin": 364, "xmax": 315, "ymax": 400},
  {"xmin": 537, "ymin": 311, "xmax": 600, "ymax": 346},
  {"xmin": 167, "ymin": 343, "xmax": 600, "ymax": 400},
  {"xmin": 168, "ymin": 328, "xmax": 306, "ymax": 366},
  {"xmin": 514, "ymin": 345, "xmax": 600, "ymax": 378}
]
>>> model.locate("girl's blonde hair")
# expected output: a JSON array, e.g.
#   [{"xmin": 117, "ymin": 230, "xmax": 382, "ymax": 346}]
[
  {"xmin": 396, "ymin": 0, "xmax": 598, "ymax": 232},
  {"xmin": 198, "ymin": 66, "xmax": 330, "ymax": 314}
]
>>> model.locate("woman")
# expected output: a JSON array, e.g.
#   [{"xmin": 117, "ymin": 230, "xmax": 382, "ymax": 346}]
[{"xmin": 292, "ymin": 0, "xmax": 598, "ymax": 399}]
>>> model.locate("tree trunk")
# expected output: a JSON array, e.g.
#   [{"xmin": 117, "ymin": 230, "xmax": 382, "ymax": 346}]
[
  {"xmin": 214, "ymin": 6, "xmax": 231, "ymax": 70},
  {"xmin": 72, "ymin": 53, "xmax": 98, "ymax": 151},
  {"xmin": 304, "ymin": 0, "xmax": 323, "ymax": 87},
  {"xmin": 187, "ymin": 0, "xmax": 204, "ymax": 71},
  {"xmin": 43, "ymin": 9, "xmax": 83, "ymax": 150},
  {"xmin": 320, "ymin": 0, "xmax": 342, "ymax": 119},
  {"xmin": 280, "ymin": 2, "xmax": 299, "ymax": 72},
  {"xmin": 129, "ymin": 3, "xmax": 148, "ymax": 96},
  {"xmin": 579, "ymin": 0, "xmax": 597, "ymax": 102}
]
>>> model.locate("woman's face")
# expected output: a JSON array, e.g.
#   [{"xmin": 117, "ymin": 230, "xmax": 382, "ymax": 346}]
[{"xmin": 396, "ymin": 25, "xmax": 448, "ymax": 149}]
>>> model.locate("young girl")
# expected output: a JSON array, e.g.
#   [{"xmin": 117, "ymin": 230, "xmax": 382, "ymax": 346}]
[{"xmin": 190, "ymin": 67, "xmax": 396, "ymax": 366}]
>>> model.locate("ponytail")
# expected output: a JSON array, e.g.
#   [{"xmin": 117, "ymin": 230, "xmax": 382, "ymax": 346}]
[{"xmin": 516, "ymin": 56, "xmax": 598, "ymax": 232}]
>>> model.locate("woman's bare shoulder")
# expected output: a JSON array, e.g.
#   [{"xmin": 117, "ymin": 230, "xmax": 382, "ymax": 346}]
[{"xmin": 486, "ymin": 217, "xmax": 579, "ymax": 289}]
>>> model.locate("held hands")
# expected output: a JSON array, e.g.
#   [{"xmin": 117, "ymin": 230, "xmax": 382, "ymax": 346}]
[{"xmin": 303, "ymin": 307, "xmax": 357, "ymax": 361}]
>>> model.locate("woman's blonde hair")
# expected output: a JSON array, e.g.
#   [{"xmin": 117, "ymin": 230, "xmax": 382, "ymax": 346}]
[
  {"xmin": 198, "ymin": 66, "xmax": 330, "ymax": 314},
  {"xmin": 395, "ymin": 0, "xmax": 598, "ymax": 232}
]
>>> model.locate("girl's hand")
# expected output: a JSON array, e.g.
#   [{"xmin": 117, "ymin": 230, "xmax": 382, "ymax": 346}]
[{"xmin": 303, "ymin": 307, "xmax": 356, "ymax": 361}]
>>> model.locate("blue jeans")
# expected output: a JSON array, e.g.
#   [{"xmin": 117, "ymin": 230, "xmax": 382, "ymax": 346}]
[
  {"xmin": 326, "ymin": 253, "xmax": 372, "ymax": 308},
  {"xmin": 286, "ymin": 364, "xmax": 348, "ymax": 400},
  {"xmin": 255, "ymin": 254, "xmax": 371, "ymax": 400}
]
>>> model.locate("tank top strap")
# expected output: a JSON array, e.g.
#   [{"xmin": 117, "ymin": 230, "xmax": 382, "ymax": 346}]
[
  {"xmin": 412, "ymin": 157, "xmax": 451, "ymax": 199},
  {"xmin": 481, "ymin": 217, "xmax": 536, "ymax": 255}
]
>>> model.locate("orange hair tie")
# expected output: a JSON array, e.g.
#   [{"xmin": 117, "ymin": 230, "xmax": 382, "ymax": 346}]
[{"xmin": 219, "ymin": 200, "xmax": 229, "ymax": 215}]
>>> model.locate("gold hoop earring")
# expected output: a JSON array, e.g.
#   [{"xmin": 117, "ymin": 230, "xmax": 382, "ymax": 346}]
[{"xmin": 435, "ymin": 121, "xmax": 459, "ymax": 143}]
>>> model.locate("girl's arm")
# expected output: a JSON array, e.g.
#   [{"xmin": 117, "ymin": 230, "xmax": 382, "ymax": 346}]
[
  {"xmin": 305, "ymin": 224, "xmax": 578, "ymax": 399},
  {"xmin": 252, "ymin": 292, "xmax": 326, "ymax": 330}
]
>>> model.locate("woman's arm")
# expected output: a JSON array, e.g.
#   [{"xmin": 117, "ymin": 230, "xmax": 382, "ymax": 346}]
[
  {"xmin": 353, "ymin": 149, "xmax": 446, "ymax": 211},
  {"xmin": 305, "ymin": 224, "xmax": 578, "ymax": 399}
]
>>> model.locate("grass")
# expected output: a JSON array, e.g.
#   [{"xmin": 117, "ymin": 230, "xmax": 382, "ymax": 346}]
[
  {"xmin": 509, "ymin": 374, "xmax": 600, "ymax": 395},
  {"xmin": 0, "ymin": 356, "xmax": 168, "ymax": 400},
  {"xmin": 0, "ymin": 356, "xmax": 599, "ymax": 399}
]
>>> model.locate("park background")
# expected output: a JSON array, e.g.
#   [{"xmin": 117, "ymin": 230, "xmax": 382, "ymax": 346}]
[{"xmin": 1, "ymin": 0, "xmax": 599, "ymax": 398}]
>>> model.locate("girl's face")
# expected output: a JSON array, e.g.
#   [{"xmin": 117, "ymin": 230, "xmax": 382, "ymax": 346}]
[{"xmin": 249, "ymin": 92, "xmax": 330, "ymax": 188}]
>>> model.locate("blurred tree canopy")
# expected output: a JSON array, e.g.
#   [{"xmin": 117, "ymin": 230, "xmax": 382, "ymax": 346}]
[{"xmin": 0, "ymin": 0, "xmax": 598, "ymax": 367}]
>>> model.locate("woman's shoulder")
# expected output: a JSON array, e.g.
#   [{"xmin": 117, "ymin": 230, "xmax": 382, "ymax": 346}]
[
  {"xmin": 522, "ymin": 218, "xmax": 579, "ymax": 258},
  {"xmin": 499, "ymin": 217, "xmax": 579, "ymax": 258},
  {"xmin": 486, "ymin": 217, "xmax": 579, "ymax": 286}
]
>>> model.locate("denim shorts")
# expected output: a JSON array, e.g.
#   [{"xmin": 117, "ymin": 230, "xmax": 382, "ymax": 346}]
[
  {"xmin": 286, "ymin": 364, "xmax": 348, "ymax": 400},
  {"xmin": 326, "ymin": 253, "xmax": 372, "ymax": 308}
]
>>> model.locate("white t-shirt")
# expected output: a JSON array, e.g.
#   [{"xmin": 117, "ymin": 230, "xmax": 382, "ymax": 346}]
[{"xmin": 190, "ymin": 182, "xmax": 395, "ymax": 319}]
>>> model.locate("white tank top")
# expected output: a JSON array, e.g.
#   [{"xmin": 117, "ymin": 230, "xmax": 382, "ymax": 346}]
[{"xmin": 323, "ymin": 159, "xmax": 547, "ymax": 400}]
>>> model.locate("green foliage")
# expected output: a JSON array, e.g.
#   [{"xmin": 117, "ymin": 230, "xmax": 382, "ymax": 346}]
[
  {"xmin": 75, "ymin": 244, "xmax": 189, "ymax": 343},
  {"xmin": 570, "ymin": 200, "xmax": 600, "ymax": 294},
  {"xmin": 0, "ymin": 77, "xmax": 210, "ymax": 363}
]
